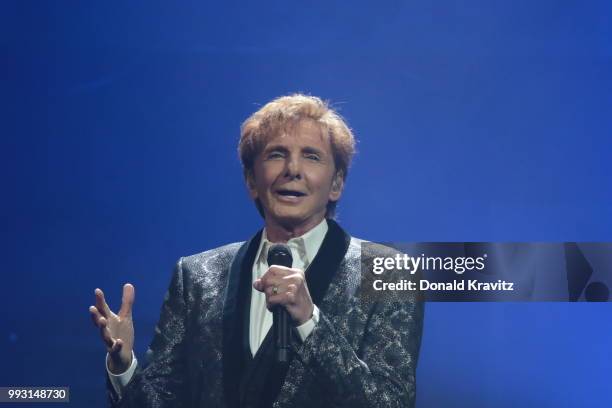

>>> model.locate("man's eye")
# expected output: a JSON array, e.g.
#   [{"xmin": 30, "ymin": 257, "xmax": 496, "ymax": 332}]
[
  {"xmin": 305, "ymin": 154, "xmax": 320, "ymax": 161},
  {"xmin": 267, "ymin": 151, "xmax": 284, "ymax": 159}
]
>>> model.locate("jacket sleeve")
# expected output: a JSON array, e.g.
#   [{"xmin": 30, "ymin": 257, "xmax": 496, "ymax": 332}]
[
  {"xmin": 293, "ymin": 274, "xmax": 424, "ymax": 408},
  {"xmin": 107, "ymin": 258, "xmax": 190, "ymax": 408}
]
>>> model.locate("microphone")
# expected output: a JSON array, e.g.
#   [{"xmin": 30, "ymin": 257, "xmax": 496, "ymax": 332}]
[{"xmin": 267, "ymin": 244, "xmax": 293, "ymax": 363}]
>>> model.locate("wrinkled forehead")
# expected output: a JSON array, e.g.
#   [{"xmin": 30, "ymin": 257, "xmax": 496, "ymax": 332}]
[{"xmin": 258, "ymin": 118, "xmax": 331, "ymax": 150}]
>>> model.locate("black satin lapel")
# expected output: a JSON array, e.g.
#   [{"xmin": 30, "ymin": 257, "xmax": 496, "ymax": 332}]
[
  {"xmin": 306, "ymin": 219, "xmax": 351, "ymax": 305},
  {"xmin": 222, "ymin": 229, "xmax": 262, "ymax": 408}
]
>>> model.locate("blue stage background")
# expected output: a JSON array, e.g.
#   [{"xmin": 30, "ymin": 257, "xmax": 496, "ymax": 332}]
[{"xmin": 2, "ymin": 2, "xmax": 611, "ymax": 406}]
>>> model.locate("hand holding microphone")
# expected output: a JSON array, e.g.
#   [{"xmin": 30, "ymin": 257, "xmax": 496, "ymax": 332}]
[{"xmin": 253, "ymin": 244, "xmax": 314, "ymax": 362}]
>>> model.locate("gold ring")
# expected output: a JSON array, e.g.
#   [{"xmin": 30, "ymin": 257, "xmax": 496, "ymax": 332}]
[{"xmin": 272, "ymin": 286, "xmax": 279, "ymax": 295}]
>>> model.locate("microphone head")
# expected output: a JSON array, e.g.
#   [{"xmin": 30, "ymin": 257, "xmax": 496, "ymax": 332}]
[{"xmin": 267, "ymin": 244, "xmax": 293, "ymax": 268}]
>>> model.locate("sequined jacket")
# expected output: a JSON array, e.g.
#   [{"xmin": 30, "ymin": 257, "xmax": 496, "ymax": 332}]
[{"xmin": 107, "ymin": 220, "xmax": 424, "ymax": 407}]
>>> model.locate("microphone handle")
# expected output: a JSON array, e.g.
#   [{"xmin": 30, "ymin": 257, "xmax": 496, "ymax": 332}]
[{"xmin": 273, "ymin": 306, "xmax": 290, "ymax": 363}]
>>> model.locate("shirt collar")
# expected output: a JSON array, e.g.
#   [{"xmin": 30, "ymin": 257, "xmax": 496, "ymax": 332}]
[{"xmin": 255, "ymin": 218, "xmax": 329, "ymax": 270}]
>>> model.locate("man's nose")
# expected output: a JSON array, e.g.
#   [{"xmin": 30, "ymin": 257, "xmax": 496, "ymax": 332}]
[{"xmin": 284, "ymin": 155, "xmax": 302, "ymax": 179}]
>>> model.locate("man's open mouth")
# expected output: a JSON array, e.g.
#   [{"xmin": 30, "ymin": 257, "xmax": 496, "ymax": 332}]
[{"xmin": 276, "ymin": 189, "xmax": 306, "ymax": 197}]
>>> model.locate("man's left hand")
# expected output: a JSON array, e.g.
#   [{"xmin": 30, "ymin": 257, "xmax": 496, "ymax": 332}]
[{"xmin": 253, "ymin": 266, "xmax": 314, "ymax": 325}]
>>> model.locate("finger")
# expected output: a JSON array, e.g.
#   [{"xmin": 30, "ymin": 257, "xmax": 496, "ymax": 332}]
[
  {"xmin": 261, "ymin": 275, "xmax": 282, "ymax": 291},
  {"xmin": 110, "ymin": 338, "xmax": 123, "ymax": 355},
  {"xmin": 266, "ymin": 293, "xmax": 290, "ymax": 308},
  {"xmin": 283, "ymin": 274, "xmax": 304, "ymax": 286},
  {"xmin": 265, "ymin": 284, "xmax": 286, "ymax": 297},
  {"xmin": 98, "ymin": 317, "xmax": 115, "ymax": 349},
  {"xmin": 118, "ymin": 283, "xmax": 135, "ymax": 318},
  {"xmin": 266, "ymin": 265, "xmax": 292, "ymax": 277},
  {"xmin": 94, "ymin": 288, "xmax": 112, "ymax": 318},
  {"xmin": 253, "ymin": 279, "xmax": 263, "ymax": 292},
  {"xmin": 89, "ymin": 305, "xmax": 103, "ymax": 328}
]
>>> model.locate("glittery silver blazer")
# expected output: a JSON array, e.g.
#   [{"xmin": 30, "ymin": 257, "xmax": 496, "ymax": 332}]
[{"xmin": 107, "ymin": 220, "xmax": 424, "ymax": 407}]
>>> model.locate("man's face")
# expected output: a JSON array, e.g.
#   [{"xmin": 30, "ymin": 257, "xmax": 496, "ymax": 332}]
[{"xmin": 247, "ymin": 119, "xmax": 343, "ymax": 231}]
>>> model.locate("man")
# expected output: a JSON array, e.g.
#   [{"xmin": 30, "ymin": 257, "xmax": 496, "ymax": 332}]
[{"xmin": 89, "ymin": 94, "xmax": 424, "ymax": 407}]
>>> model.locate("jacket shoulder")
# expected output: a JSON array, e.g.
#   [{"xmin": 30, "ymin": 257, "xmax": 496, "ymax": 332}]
[
  {"xmin": 179, "ymin": 241, "xmax": 245, "ymax": 281},
  {"xmin": 347, "ymin": 237, "xmax": 400, "ymax": 259},
  {"xmin": 182, "ymin": 241, "xmax": 244, "ymax": 263},
  {"xmin": 340, "ymin": 237, "xmax": 401, "ymax": 288}
]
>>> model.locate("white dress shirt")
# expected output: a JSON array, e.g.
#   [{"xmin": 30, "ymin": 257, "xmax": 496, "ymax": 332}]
[
  {"xmin": 249, "ymin": 218, "xmax": 326, "ymax": 356},
  {"xmin": 107, "ymin": 220, "xmax": 327, "ymax": 396}
]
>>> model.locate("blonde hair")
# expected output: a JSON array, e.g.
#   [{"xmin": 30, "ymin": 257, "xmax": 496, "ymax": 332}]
[{"xmin": 238, "ymin": 94, "xmax": 356, "ymax": 218}]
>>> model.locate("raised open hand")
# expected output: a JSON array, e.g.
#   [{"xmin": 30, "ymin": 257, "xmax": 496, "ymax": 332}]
[{"xmin": 89, "ymin": 283, "xmax": 135, "ymax": 374}]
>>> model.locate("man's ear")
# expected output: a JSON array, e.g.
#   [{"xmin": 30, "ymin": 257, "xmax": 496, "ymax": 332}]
[
  {"xmin": 245, "ymin": 170, "xmax": 258, "ymax": 200},
  {"xmin": 329, "ymin": 170, "xmax": 344, "ymax": 201}
]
